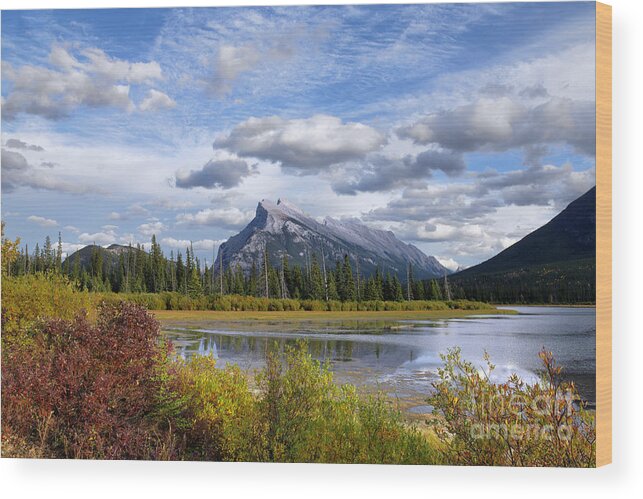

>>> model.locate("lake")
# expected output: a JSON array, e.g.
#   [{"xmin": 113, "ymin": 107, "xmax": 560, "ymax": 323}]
[{"xmin": 161, "ymin": 306, "xmax": 596, "ymax": 413}]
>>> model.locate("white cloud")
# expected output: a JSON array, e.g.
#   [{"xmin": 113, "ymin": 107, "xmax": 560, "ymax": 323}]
[
  {"xmin": 61, "ymin": 242, "xmax": 86, "ymax": 255},
  {"xmin": 214, "ymin": 114, "xmax": 386, "ymax": 172},
  {"xmin": 435, "ymin": 256, "xmax": 461, "ymax": 272},
  {"xmin": 208, "ymin": 44, "xmax": 261, "ymax": 96},
  {"xmin": 27, "ymin": 215, "xmax": 58, "ymax": 228},
  {"xmin": 139, "ymin": 89, "xmax": 176, "ymax": 112},
  {"xmin": 176, "ymin": 207, "xmax": 252, "ymax": 229},
  {"xmin": 78, "ymin": 229, "xmax": 117, "ymax": 246},
  {"xmin": 397, "ymin": 96, "xmax": 595, "ymax": 159},
  {"xmin": 137, "ymin": 221, "xmax": 168, "ymax": 237},
  {"xmin": 2, "ymin": 45, "xmax": 163, "ymax": 120},
  {"xmin": 161, "ymin": 237, "xmax": 224, "ymax": 252}
]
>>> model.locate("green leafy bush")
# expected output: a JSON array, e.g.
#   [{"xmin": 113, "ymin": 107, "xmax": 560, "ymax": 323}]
[
  {"xmin": 254, "ymin": 343, "xmax": 438, "ymax": 464},
  {"xmin": 169, "ymin": 343, "xmax": 439, "ymax": 464},
  {"xmin": 1, "ymin": 273, "xmax": 97, "ymax": 345}
]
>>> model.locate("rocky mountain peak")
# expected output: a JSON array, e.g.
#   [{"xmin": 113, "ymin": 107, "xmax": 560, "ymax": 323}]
[{"xmin": 216, "ymin": 198, "xmax": 450, "ymax": 281}]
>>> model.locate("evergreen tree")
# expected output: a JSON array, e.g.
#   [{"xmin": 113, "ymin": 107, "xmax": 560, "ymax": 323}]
[
  {"xmin": 340, "ymin": 255, "xmax": 356, "ymax": 301},
  {"xmin": 248, "ymin": 260, "xmax": 258, "ymax": 297},
  {"xmin": 233, "ymin": 264, "xmax": 245, "ymax": 295},
  {"xmin": 431, "ymin": 279, "xmax": 442, "ymax": 300},
  {"xmin": 176, "ymin": 251, "xmax": 186, "ymax": 295},
  {"xmin": 391, "ymin": 274, "xmax": 404, "ymax": 301},
  {"xmin": 327, "ymin": 271, "xmax": 339, "ymax": 301},
  {"xmin": 309, "ymin": 254, "xmax": 325, "ymax": 300},
  {"xmin": 55, "ymin": 232, "xmax": 63, "ymax": 272}
]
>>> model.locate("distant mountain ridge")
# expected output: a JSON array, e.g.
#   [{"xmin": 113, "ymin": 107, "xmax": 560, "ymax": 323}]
[
  {"xmin": 65, "ymin": 243, "xmax": 142, "ymax": 270},
  {"xmin": 450, "ymin": 187, "xmax": 596, "ymax": 303},
  {"xmin": 215, "ymin": 198, "xmax": 449, "ymax": 280}
]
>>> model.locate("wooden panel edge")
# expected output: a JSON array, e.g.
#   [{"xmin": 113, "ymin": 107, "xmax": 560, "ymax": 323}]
[{"xmin": 595, "ymin": 1, "xmax": 612, "ymax": 468}]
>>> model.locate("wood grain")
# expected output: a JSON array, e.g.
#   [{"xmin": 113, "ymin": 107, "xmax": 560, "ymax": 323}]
[{"xmin": 596, "ymin": 1, "xmax": 612, "ymax": 467}]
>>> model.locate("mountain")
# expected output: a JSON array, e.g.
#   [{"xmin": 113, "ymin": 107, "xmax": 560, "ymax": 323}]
[
  {"xmin": 215, "ymin": 198, "xmax": 449, "ymax": 280},
  {"xmin": 449, "ymin": 187, "xmax": 596, "ymax": 303},
  {"xmin": 65, "ymin": 244, "xmax": 143, "ymax": 270}
]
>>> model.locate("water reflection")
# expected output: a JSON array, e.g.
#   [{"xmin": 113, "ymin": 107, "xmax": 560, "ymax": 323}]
[{"xmin": 163, "ymin": 306, "xmax": 596, "ymax": 406}]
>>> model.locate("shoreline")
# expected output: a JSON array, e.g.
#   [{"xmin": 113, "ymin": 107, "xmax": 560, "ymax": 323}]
[{"xmin": 154, "ymin": 307, "xmax": 515, "ymax": 326}]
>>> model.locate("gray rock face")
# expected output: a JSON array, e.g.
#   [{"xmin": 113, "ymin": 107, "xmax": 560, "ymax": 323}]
[{"xmin": 215, "ymin": 199, "xmax": 449, "ymax": 280}]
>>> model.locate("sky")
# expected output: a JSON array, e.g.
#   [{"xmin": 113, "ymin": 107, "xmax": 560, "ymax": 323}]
[{"xmin": 1, "ymin": 2, "xmax": 597, "ymax": 269}]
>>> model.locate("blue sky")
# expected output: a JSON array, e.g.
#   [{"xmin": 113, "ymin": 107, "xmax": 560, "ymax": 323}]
[{"xmin": 1, "ymin": 2, "xmax": 596, "ymax": 268}]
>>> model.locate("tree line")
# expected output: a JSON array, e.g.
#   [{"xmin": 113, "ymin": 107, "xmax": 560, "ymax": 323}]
[{"xmin": 4, "ymin": 232, "xmax": 454, "ymax": 303}]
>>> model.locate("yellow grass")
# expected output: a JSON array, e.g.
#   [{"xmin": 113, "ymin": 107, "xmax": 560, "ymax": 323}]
[{"xmin": 154, "ymin": 307, "xmax": 514, "ymax": 325}]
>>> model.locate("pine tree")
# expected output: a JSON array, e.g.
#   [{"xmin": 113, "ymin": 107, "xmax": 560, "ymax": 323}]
[
  {"xmin": 309, "ymin": 254, "xmax": 325, "ymax": 300},
  {"xmin": 248, "ymin": 260, "xmax": 258, "ymax": 297},
  {"xmin": 430, "ymin": 279, "xmax": 442, "ymax": 300},
  {"xmin": 233, "ymin": 264, "xmax": 245, "ymax": 295},
  {"xmin": 391, "ymin": 274, "xmax": 404, "ymax": 301},
  {"xmin": 55, "ymin": 232, "xmax": 63, "ymax": 272},
  {"xmin": 341, "ymin": 255, "xmax": 356, "ymax": 301},
  {"xmin": 43, "ymin": 236, "xmax": 53, "ymax": 271},
  {"xmin": 327, "ymin": 271, "xmax": 339, "ymax": 301},
  {"xmin": 291, "ymin": 265, "xmax": 303, "ymax": 299},
  {"xmin": 365, "ymin": 276, "xmax": 380, "ymax": 301},
  {"xmin": 176, "ymin": 251, "xmax": 186, "ymax": 295}
]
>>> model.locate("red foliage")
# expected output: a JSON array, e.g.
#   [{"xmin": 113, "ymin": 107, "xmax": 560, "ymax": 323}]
[{"xmin": 2, "ymin": 302, "xmax": 176, "ymax": 459}]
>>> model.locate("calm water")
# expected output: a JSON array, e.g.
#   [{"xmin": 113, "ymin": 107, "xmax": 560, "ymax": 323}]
[{"xmin": 162, "ymin": 306, "xmax": 596, "ymax": 411}]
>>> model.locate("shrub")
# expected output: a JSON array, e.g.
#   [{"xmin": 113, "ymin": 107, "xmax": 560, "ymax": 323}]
[
  {"xmin": 1, "ymin": 273, "xmax": 97, "ymax": 345},
  {"xmin": 255, "ymin": 342, "xmax": 438, "ymax": 464},
  {"xmin": 171, "ymin": 356, "xmax": 263, "ymax": 462},
  {"xmin": 1, "ymin": 302, "xmax": 178, "ymax": 459},
  {"xmin": 428, "ymin": 348, "xmax": 596, "ymax": 467}
]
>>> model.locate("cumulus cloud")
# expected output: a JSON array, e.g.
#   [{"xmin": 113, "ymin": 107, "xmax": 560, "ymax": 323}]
[
  {"xmin": 27, "ymin": 215, "xmax": 58, "ymax": 228},
  {"xmin": 176, "ymin": 207, "xmax": 252, "ymax": 230},
  {"xmin": 137, "ymin": 221, "xmax": 167, "ymax": 237},
  {"xmin": 214, "ymin": 114, "xmax": 386, "ymax": 172},
  {"xmin": 78, "ymin": 230, "xmax": 117, "ymax": 246},
  {"xmin": 397, "ymin": 96, "xmax": 595, "ymax": 159},
  {"xmin": 175, "ymin": 158, "xmax": 255, "ymax": 189},
  {"xmin": 2, "ymin": 45, "xmax": 164, "ymax": 120},
  {"xmin": 139, "ymin": 89, "xmax": 176, "ymax": 112},
  {"xmin": 332, "ymin": 149, "xmax": 465, "ymax": 195},
  {"xmin": 5, "ymin": 138, "xmax": 44, "ymax": 151}
]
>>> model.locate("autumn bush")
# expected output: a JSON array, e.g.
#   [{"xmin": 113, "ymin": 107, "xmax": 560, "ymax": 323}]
[
  {"xmin": 1, "ymin": 302, "xmax": 179, "ymax": 459},
  {"xmin": 428, "ymin": 347, "xmax": 596, "ymax": 467}
]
